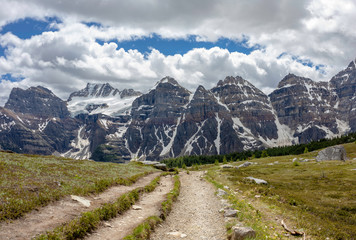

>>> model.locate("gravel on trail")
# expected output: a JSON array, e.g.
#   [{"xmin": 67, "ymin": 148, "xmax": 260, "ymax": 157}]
[{"xmin": 150, "ymin": 171, "xmax": 226, "ymax": 240}]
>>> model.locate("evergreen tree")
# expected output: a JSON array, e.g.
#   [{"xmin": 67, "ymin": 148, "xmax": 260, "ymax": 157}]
[
  {"xmin": 223, "ymin": 156, "xmax": 227, "ymax": 164},
  {"xmin": 261, "ymin": 150, "xmax": 269, "ymax": 158}
]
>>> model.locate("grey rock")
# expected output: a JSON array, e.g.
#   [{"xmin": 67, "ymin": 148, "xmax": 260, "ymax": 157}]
[
  {"xmin": 154, "ymin": 163, "xmax": 168, "ymax": 171},
  {"xmin": 316, "ymin": 145, "xmax": 347, "ymax": 161},
  {"xmin": 71, "ymin": 195, "xmax": 91, "ymax": 207},
  {"xmin": 141, "ymin": 161, "xmax": 160, "ymax": 165},
  {"xmin": 245, "ymin": 177, "xmax": 268, "ymax": 184},
  {"xmin": 221, "ymin": 164, "xmax": 233, "ymax": 168},
  {"xmin": 217, "ymin": 188, "xmax": 228, "ymax": 197},
  {"xmin": 224, "ymin": 209, "xmax": 238, "ymax": 217},
  {"xmin": 236, "ymin": 161, "xmax": 252, "ymax": 169},
  {"xmin": 132, "ymin": 205, "xmax": 142, "ymax": 210},
  {"xmin": 231, "ymin": 226, "xmax": 256, "ymax": 240}
]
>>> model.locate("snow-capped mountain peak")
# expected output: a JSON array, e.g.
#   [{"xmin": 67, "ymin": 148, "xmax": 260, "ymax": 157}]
[{"xmin": 67, "ymin": 83, "xmax": 142, "ymax": 117}]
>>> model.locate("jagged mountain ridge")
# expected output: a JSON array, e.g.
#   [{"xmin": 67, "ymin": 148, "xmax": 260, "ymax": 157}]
[
  {"xmin": 67, "ymin": 83, "xmax": 142, "ymax": 117},
  {"xmin": 0, "ymin": 59, "xmax": 355, "ymax": 161}
]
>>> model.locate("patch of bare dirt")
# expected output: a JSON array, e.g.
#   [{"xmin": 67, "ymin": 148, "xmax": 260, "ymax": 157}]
[
  {"xmin": 85, "ymin": 175, "xmax": 174, "ymax": 240},
  {"xmin": 0, "ymin": 172, "xmax": 161, "ymax": 240},
  {"xmin": 150, "ymin": 171, "xmax": 226, "ymax": 240}
]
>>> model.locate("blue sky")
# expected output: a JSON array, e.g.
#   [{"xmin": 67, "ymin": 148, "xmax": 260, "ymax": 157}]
[
  {"xmin": 0, "ymin": 0, "xmax": 355, "ymax": 104},
  {"xmin": 0, "ymin": 17, "xmax": 61, "ymax": 39},
  {"xmin": 0, "ymin": 18, "xmax": 255, "ymax": 58},
  {"xmin": 96, "ymin": 34, "xmax": 256, "ymax": 56}
]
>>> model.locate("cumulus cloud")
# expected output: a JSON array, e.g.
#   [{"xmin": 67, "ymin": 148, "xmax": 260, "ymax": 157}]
[
  {"xmin": 0, "ymin": 21, "xmax": 332, "ymax": 105},
  {"xmin": 0, "ymin": 0, "xmax": 355, "ymax": 105}
]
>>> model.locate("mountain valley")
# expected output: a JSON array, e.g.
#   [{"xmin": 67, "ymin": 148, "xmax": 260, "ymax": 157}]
[{"xmin": 0, "ymin": 59, "xmax": 355, "ymax": 162}]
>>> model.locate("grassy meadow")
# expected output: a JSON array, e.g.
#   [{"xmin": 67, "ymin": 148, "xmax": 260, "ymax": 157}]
[
  {"xmin": 204, "ymin": 142, "xmax": 356, "ymax": 239},
  {"xmin": 0, "ymin": 152, "xmax": 156, "ymax": 221}
]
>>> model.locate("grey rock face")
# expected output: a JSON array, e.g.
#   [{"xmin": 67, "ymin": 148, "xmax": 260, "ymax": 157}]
[
  {"xmin": 0, "ymin": 107, "xmax": 78, "ymax": 155},
  {"xmin": 330, "ymin": 59, "xmax": 356, "ymax": 132},
  {"xmin": 5, "ymin": 86, "xmax": 70, "ymax": 119},
  {"xmin": 126, "ymin": 77, "xmax": 192, "ymax": 160},
  {"xmin": 120, "ymin": 88, "xmax": 142, "ymax": 98},
  {"xmin": 172, "ymin": 85, "xmax": 243, "ymax": 157},
  {"xmin": 231, "ymin": 226, "xmax": 256, "ymax": 240},
  {"xmin": 316, "ymin": 145, "xmax": 347, "ymax": 161},
  {"xmin": 269, "ymin": 74, "xmax": 338, "ymax": 143},
  {"xmin": 68, "ymin": 83, "xmax": 120, "ymax": 101},
  {"xmin": 212, "ymin": 76, "xmax": 278, "ymax": 142}
]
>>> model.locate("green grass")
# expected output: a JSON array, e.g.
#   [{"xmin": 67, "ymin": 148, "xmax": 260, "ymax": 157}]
[
  {"xmin": 0, "ymin": 152, "xmax": 157, "ymax": 222},
  {"xmin": 206, "ymin": 143, "xmax": 356, "ymax": 240}
]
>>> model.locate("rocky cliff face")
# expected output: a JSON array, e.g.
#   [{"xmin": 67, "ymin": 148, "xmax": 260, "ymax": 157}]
[
  {"xmin": 5, "ymin": 86, "xmax": 70, "ymax": 119},
  {"xmin": 125, "ymin": 77, "xmax": 192, "ymax": 160},
  {"xmin": 329, "ymin": 59, "xmax": 356, "ymax": 132},
  {"xmin": 0, "ymin": 59, "xmax": 355, "ymax": 161},
  {"xmin": 269, "ymin": 74, "xmax": 339, "ymax": 143},
  {"xmin": 211, "ymin": 76, "xmax": 280, "ymax": 148}
]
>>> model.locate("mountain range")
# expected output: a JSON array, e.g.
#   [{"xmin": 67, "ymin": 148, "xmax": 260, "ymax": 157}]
[{"xmin": 0, "ymin": 59, "xmax": 355, "ymax": 162}]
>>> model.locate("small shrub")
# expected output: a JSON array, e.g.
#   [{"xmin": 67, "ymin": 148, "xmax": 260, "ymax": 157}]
[
  {"xmin": 223, "ymin": 156, "xmax": 227, "ymax": 164},
  {"xmin": 293, "ymin": 161, "xmax": 300, "ymax": 167},
  {"xmin": 192, "ymin": 164, "xmax": 199, "ymax": 171},
  {"xmin": 261, "ymin": 150, "xmax": 269, "ymax": 158},
  {"xmin": 215, "ymin": 159, "xmax": 219, "ymax": 165}
]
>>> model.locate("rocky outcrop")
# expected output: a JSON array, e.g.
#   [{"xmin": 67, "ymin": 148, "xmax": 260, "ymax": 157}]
[
  {"xmin": 5, "ymin": 86, "xmax": 70, "ymax": 118},
  {"xmin": 316, "ymin": 145, "xmax": 347, "ymax": 161},
  {"xmin": 212, "ymin": 76, "xmax": 278, "ymax": 142},
  {"xmin": 68, "ymin": 83, "xmax": 120, "ymax": 101},
  {"xmin": 269, "ymin": 74, "xmax": 338, "ymax": 143},
  {"xmin": 329, "ymin": 59, "xmax": 356, "ymax": 132},
  {"xmin": 126, "ymin": 77, "xmax": 191, "ymax": 160}
]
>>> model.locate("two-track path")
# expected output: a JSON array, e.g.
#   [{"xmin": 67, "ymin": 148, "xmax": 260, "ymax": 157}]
[
  {"xmin": 0, "ymin": 172, "xmax": 161, "ymax": 240},
  {"xmin": 0, "ymin": 171, "xmax": 226, "ymax": 240}
]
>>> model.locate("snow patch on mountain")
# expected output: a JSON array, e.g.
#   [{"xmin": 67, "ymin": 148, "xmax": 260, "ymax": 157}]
[
  {"xmin": 67, "ymin": 95, "xmax": 138, "ymax": 117},
  {"xmin": 61, "ymin": 125, "xmax": 91, "ymax": 160}
]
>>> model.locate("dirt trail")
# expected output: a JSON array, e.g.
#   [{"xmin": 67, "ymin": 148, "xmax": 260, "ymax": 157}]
[
  {"xmin": 150, "ymin": 171, "xmax": 226, "ymax": 240},
  {"xmin": 0, "ymin": 172, "xmax": 161, "ymax": 240},
  {"xmin": 86, "ymin": 174, "xmax": 174, "ymax": 240}
]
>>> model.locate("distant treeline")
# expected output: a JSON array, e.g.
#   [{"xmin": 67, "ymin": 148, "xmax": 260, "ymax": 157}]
[{"xmin": 162, "ymin": 132, "xmax": 356, "ymax": 168}]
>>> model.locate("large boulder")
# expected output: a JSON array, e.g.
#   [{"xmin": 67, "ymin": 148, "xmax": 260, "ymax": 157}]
[
  {"xmin": 316, "ymin": 145, "xmax": 347, "ymax": 162},
  {"xmin": 245, "ymin": 176, "xmax": 268, "ymax": 184},
  {"xmin": 236, "ymin": 161, "xmax": 253, "ymax": 169},
  {"xmin": 231, "ymin": 226, "xmax": 256, "ymax": 240}
]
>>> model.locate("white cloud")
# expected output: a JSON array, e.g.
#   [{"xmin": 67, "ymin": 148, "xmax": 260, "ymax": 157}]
[
  {"xmin": 0, "ymin": 0, "xmax": 355, "ymax": 105},
  {"xmin": 0, "ymin": 22, "xmax": 334, "ymax": 105}
]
